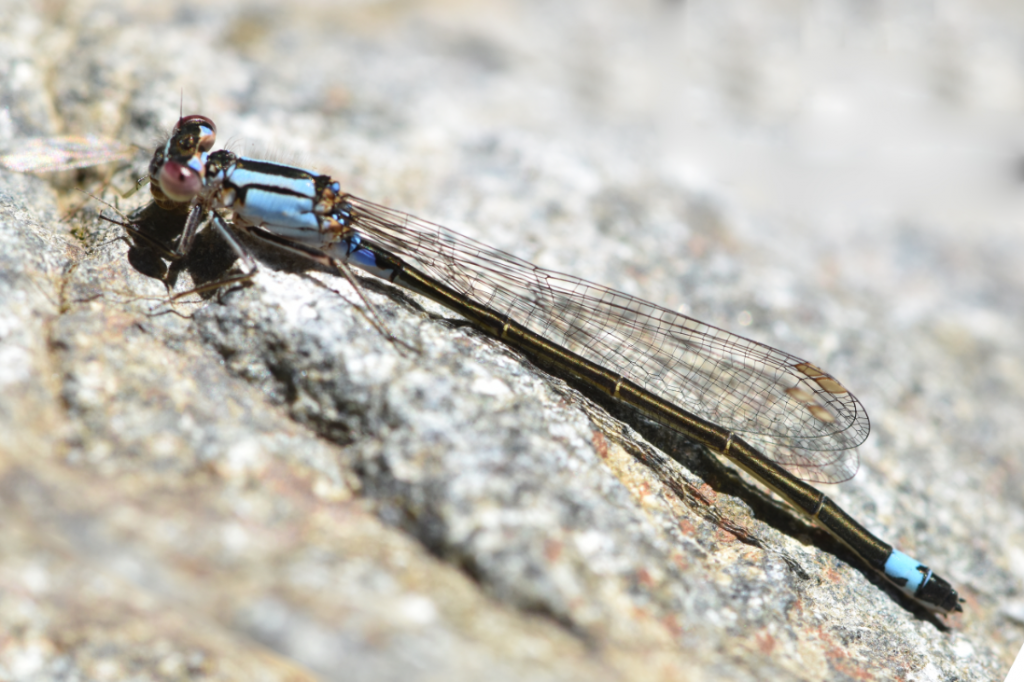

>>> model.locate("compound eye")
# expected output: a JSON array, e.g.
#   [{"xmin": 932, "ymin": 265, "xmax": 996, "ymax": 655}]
[
  {"xmin": 158, "ymin": 159, "xmax": 202, "ymax": 202},
  {"xmin": 174, "ymin": 115, "xmax": 217, "ymax": 152}
]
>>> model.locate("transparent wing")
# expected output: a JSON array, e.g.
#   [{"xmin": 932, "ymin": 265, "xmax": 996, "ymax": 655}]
[
  {"xmin": 345, "ymin": 197, "xmax": 868, "ymax": 484},
  {"xmin": 0, "ymin": 135, "xmax": 135, "ymax": 173}
]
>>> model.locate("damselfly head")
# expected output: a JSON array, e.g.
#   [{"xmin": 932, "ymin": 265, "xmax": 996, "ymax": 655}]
[{"xmin": 149, "ymin": 114, "xmax": 218, "ymax": 208}]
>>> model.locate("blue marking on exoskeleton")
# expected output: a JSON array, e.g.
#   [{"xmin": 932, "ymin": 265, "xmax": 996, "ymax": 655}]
[
  {"xmin": 227, "ymin": 165, "xmax": 317, "ymax": 199},
  {"xmin": 186, "ymin": 151, "xmax": 208, "ymax": 176},
  {"xmin": 883, "ymin": 549, "xmax": 932, "ymax": 596},
  {"xmin": 348, "ymin": 246, "xmax": 388, "ymax": 275},
  {"xmin": 234, "ymin": 185, "xmax": 321, "ymax": 232},
  {"xmin": 332, "ymin": 232, "xmax": 394, "ymax": 279}
]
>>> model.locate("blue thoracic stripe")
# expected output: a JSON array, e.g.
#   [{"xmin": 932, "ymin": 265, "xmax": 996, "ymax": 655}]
[
  {"xmin": 884, "ymin": 549, "xmax": 932, "ymax": 595},
  {"xmin": 234, "ymin": 186, "xmax": 320, "ymax": 231},
  {"xmin": 227, "ymin": 165, "xmax": 317, "ymax": 198}
]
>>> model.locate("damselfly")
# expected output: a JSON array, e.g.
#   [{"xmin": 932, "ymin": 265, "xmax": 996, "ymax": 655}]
[{"xmin": 60, "ymin": 115, "xmax": 972, "ymax": 614}]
